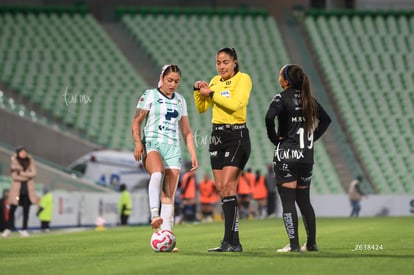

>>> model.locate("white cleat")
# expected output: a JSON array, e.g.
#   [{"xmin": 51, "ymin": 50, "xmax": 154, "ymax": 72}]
[
  {"xmin": 18, "ymin": 230, "xmax": 30, "ymax": 237},
  {"xmin": 1, "ymin": 229, "xmax": 11, "ymax": 238},
  {"xmin": 276, "ymin": 244, "xmax": 301, "ymax": 252}
]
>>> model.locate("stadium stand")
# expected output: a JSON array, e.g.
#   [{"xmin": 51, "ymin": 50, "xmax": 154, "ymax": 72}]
[
  {"xmin": 0, "ymin": 7, "xmax": 148, "ymax": 150},
  {"xmin": 0, "ymin": 6, "xmax": 345, "ymax": 194},
  {"xmin": 304, "ymin": 10, "xmax": 414, "ymax": 194}
]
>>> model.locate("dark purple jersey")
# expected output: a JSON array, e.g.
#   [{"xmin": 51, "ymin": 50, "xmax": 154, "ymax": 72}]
[{"xmin": 265, "ymin": 88, "xmax": 331, "ymax": 163}]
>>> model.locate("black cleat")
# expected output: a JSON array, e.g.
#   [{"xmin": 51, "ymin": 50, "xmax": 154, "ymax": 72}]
[
  {"xmin": 230, "ymin": 243, "xmax": 243, "ymax": 252},
  {"xmin": 301, "ymin": 242, "xmax": 318, "ymax": 251},
  {"xmin": 208, "ymin": 241, "xmax": 243, "ymax": 252}
]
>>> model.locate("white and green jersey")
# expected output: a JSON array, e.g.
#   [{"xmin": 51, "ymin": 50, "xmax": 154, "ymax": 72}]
[{"xmin": 136, "ymin": 88, "xmax": 188, "ymax": 145}]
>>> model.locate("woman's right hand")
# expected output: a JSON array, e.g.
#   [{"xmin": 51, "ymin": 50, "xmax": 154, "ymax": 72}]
[
  {"xmin": 133, "ymin": 141, "xmax": 145, "ymax": 162},
  {"xmin": 194, "ymin": 80, "xmax": 209, "ymax": 90}
]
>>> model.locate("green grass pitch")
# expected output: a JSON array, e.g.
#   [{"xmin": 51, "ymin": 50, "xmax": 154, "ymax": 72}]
[{"xmin": 1, "ymin": 217, "xmax": 413, "ymax": 275}]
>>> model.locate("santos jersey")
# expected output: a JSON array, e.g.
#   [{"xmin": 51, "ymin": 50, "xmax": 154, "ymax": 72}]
[
  {"xmin": 136, "ymin": 88, "xmax": 188, "ymax": 145},
  {"xmin": 265, "ymin": 88, "xmax": 331, "ymax": 164}
]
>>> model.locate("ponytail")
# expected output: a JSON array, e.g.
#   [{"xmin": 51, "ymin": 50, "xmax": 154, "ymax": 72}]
[
  {"xmin": 301, "ymin": 74, "xmax": 318, "ymax": 134},
  {"xmin": 283, "ymin": 64, "xmax": 318, "ymax": 134}
]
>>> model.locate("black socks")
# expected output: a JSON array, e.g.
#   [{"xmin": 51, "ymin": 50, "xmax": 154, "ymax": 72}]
[
  {"xmin": 221, "ymin": 196, "xmax": 240, "ymax": 246},
  {"xmin": 277, "ymin": 185, "xmax": 299, "ymax": 249},
  {"xmin": 296, "ymin": 187, "xmax": 316, "ymax": 247}
]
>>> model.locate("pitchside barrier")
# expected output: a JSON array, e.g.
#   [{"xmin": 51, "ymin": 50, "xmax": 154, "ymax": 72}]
[
  {"xmin": 12, "ymin": 191, "xmax": 149, "ymax": 230},
  {"xmin": 10, "ymin": 193, "xmax": 414, "ymax": 230}
]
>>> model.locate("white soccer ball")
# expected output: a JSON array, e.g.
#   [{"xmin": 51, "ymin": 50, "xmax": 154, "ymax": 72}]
[{"xmin": 150, "ymin": 229, "xmax": 176, "ymax": 252}]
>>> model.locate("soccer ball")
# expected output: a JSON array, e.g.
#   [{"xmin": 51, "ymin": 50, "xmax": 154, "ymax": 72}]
[{"xmin": 150, "ymin": 229, "xmax": 176, "ymax": 252}]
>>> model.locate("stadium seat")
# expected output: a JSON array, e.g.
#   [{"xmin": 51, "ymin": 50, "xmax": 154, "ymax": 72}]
[{"xmin": 304, "ymin": 11, "xmax": 414, "ymax": 194}]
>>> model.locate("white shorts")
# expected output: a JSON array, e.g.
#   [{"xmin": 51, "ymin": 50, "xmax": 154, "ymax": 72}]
[{"xmin": 145, "ymin": 140, "xmax": 182, "ymax": 170}]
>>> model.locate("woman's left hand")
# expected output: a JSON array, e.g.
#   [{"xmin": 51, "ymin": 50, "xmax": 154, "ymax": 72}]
[
  {"xmin": 198, "ymin": 81, "xmax": 211, "ymax": 97},
  {"xmin": 190, "ymin": 156, "xmax": 198, "ymax": 171}
]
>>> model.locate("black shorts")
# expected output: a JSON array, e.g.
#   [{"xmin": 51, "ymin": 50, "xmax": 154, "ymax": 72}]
[
  {"xmin": 273, "ymin": 161, "xmax": 313, "ymax": 186},
  {"xmin": 209, "ymin": 124, "xmax": 250, "ymax": 170}
]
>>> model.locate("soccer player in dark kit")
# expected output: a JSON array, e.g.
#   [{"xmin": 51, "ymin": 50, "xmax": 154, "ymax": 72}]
[{"xmin": 265, "ymin": 64, "xmax": 331, "ymax": 252}]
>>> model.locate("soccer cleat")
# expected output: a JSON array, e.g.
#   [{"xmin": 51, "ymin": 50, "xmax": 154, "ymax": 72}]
[
  {"xmin": 208, "ymin": 241, "xmax": 232, "ymax": 252},
  {"xmin": 1, "ymin": 229, "xmax": 11, "ymax": 238},
  {"xmin": 18, "ymin": 230, "xmax": 30, "ymax": 238},
  {"xmin": 208, "ymin": 241, "xmax": 243, "ymax": 252},
  {"xmin": 301, "ymin": 243, "xmax": 319, "ymax": 252},
  {"xmin": 151, "ymin": 217, "xmax": 163, "ymax": 229},
  {"xmin": 230, "ymin": 243, "xmax": 243, "ymax": 252},
  {"xmin": 276, "ymin": 244, "xmax": 301, "ymax": 253}
]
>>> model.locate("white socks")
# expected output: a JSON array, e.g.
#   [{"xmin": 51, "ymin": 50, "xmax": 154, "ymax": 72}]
[
  {"xmin": 148, "ymin": 172, "xmax": 163, "ymax": 219},
  {"xmin": 148, "ymin": 172, "xmax": 175, "ymax": 231},
  {"xmin": 160, "ymin": 203, "xmax": 174, "ymax": 231}
]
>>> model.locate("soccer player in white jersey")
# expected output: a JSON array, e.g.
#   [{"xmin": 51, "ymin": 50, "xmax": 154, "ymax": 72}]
[{"xmin": 132, "ymin": 64, "xmax": 198, "ymax": 252}]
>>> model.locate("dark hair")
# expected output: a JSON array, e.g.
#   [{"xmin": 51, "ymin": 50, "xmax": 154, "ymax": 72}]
[
  {"xmin": 161, "ymin": 64, "xmax": 181, "ymax": 78},
  {"xmin": 120, "ymin": 183, "xmax": 127, "ymax": 192},
  {"xmin": 217, "ymin": 47, "xmax": 239, "ymax": 73},
  {"xmin": 16, "ymin": 146, "xmax": 26, "ymax": 154},
  {"xmin": 158, "ymin": 64, "xmax": 181, "ymax": 88},
  {"xmin": 283, "ymin": 64, "xmax": 318, "ymax": 134}
]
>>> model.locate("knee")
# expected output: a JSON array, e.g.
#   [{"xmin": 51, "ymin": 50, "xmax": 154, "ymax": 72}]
[{"xmin": 150, "ymin": 172, "xmax": 163, "ymax": 182}]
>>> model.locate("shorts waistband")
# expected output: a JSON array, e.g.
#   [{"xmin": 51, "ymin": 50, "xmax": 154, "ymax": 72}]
[{"xmin": 212, "ymin": 123, "xmax": 247, "ymax": 131}]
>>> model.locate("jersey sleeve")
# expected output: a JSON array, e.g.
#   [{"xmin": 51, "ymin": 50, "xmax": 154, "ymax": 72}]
[
  {"xmin": 136, "ymin": 90, "xmax": 153, "ymax": 110},
  {"xmin": 265, "ymin": 93, "xmax": 284, "ymax": 146},
  {"xmin": 211, "ymin": 73, "xmax": 252, "ymax": 112},
  {"xmin": 313, "ymin": 100, "xmax": 331, "ymax": 141},
  {"xmin": 180, "ymin": 94, "xmax": 188, "ymax": 117},
  {"xmin": 194, "ymin": 91, "xmax": 212, "ymax": 113}
]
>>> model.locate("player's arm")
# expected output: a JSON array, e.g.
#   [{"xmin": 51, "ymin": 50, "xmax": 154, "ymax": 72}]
[
  {"xmin": 131, "ymin": 108, "xmax": 149, "ymax": 161},
  {"xmin": 313, "ymin": 102, "xmax": 331, "ymax": 141},
  {"xmin": 265, "ymin": 94, "xmax": 283, "ymax": 146},
  {"xmin": 179, "ymin": 116, "xmax": 198, "ymax": 171},
  {"xmin": 201, "ymin": 75, "xmax": 252, "ymax": 113},
  {"xmin": 193, "ymin": 80, "xmax": 212, "ymax": 113}
]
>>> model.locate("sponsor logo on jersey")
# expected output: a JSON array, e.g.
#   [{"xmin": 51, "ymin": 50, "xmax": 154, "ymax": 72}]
[
  {"xmin": 210, "ymin": 151, "xmax": 218, "ymax": 157},
  {"xmin": 220, "ymin": 90, "xmax": 230, "ymax": 98},
  {"xmin": 292, "ymin": 116, "xmax": 306, "ymax": 122},
  {"xmin": 224, "ymin": 152, "xmax": 230, "ymax": 157},
  {"xmin": 275, "ymin": 148, "xmax": 305, "ymax": 161}
]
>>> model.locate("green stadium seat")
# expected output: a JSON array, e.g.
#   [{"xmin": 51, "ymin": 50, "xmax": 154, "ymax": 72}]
[{"xmin": 304, "ymin": 11, "xmax": 414, "ymax": 194}]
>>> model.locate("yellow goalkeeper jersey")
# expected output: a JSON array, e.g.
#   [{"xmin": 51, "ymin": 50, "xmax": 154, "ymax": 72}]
[{"xmin": 194, "ymin": 72, "xmax": 252, "ymax": 124}]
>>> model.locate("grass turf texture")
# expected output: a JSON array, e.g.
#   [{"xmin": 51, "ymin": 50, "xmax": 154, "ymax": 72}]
[{"xmin": 0, "ymin": 217, "xmax": 413, "ymax": 275}]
